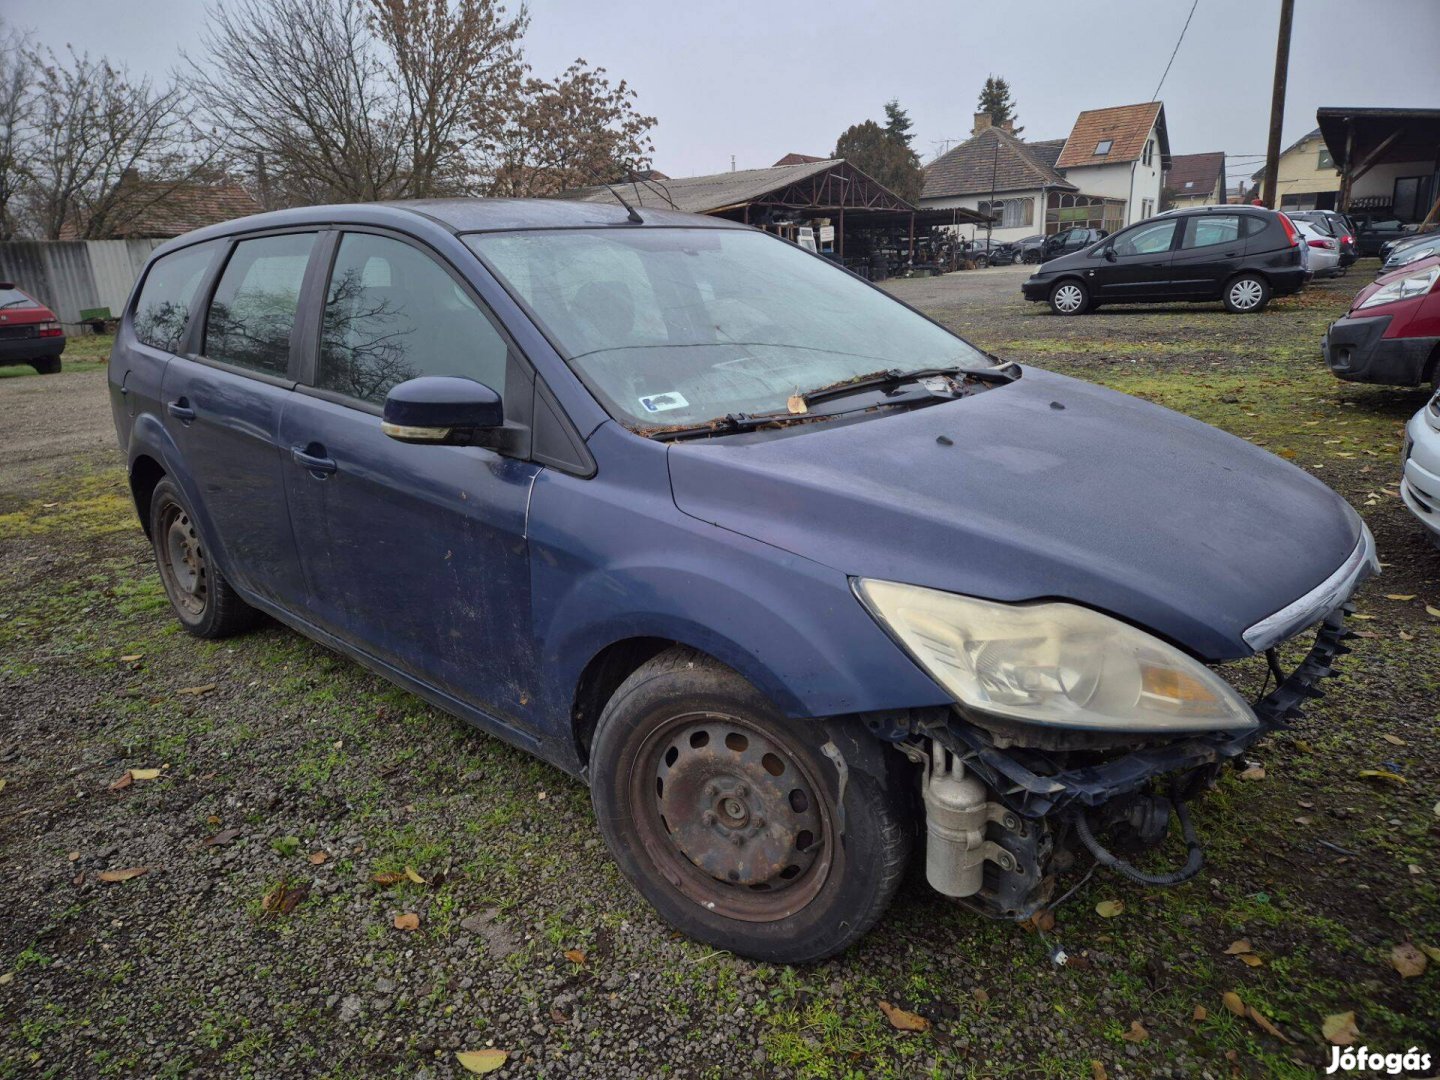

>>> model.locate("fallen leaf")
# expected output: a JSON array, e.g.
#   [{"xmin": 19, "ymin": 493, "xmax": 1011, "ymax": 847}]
[
  {"xmin": 97, "ymin": 867, "xmax": 148, "ymax": 883},
  {"xmin": 129, "ymin": 768, "xmax": 162, "ymax": 781},
  {"xmin": 456, "ymin": 1049, "xmax": 508, "ymax": 1075},
  {"xmin": 0, "ymin": 972, "xmax": 13, "ymax": 985},
  {"xmin": 1095, "ymin": 900, "xmax": 1124, "ymax": 918},
  {"xmin": 308, "ymin": 851, "xmax": 327, "ymax": 865},
  {"xmin": 1390, "ymin": 942, "xmax": 1427, "ymax": 979},
  {"xmin": 1192, "ymin": 1005, "xmax": 1208, "ymax": 1021},
  {"xmin": 1358, "ymin": 769, "xmax": 1407, "ymax": 784},
  {"xmin": 372, "ymin": 871, "xmax": 406, "ymax": 885},
  {"xmin": 1381, "ymin": 734, "xmax": 1406, "ymax": 746},
  {"xmin": 66, "ymin": 851, "xmax": 80, "ymax": 862},
  {"xmin": 176, "ymin": 683, "xmax": 217, "ymax": 696},
  {"xmin": 394, "ymin": 912, "xmax": 420, "ymax": 931},
  {"xmin": 1224, "ymin": 939, "xmax": 1253, "ymax": 955},
  {"xmin": 878, "ymin": 1000, "xmax": 929, "ymax": 1032},
  {"xmin": 1418, "ymin": 944, "xmax": 1440, "ymax": 963},
  {"xmin": 786, "ymin": 394, "xmax": 808, "ymax": 415},
  {"xmin": 1399, "ymin": 630, "xmax": 1415, "ymax": 641},
  {"xmin": 120, "ymin": 653, "xmax": 144, "ymax": 662},
  {"xmin": 1294, "ymin": 740, "xmax": 1313, "ymax": 754},
  {"xmin": 1322, "ymin": 1011, "xmax": 1359, "ymax": 1046},
  {"xmin": 971, "ymin": 987, "xmax": 990, "ymax": 1004},
  {"xmin": 404, "ymin": 865, "xmax": 427, "ymax": 884},
  {"xmin": 1294, "ymin": 816, "xmax": 1313, "ymax": 825},
  {"xmin": 1031, "ymin": 908, "xmax": 1056, "ymax": 932},
  {"xmin": 205, "ymin": 828, "xmax": 240, "ymax": 847},
  {"xmin": 1090, "ymin": 1062, "xmax": 1107, "ymax": 1080},
  {"xmin": 1238, "ymin": 765, "xmax": 1266, "ymax": 781},
  {"xmin": 1409, "ymin": 864, "xmax": 1423, "ymax": 875},
  {"xmin": 261, "ymin": 881, "xmax": 308, "ymax": 915},
  {"xmin": 1121, "ymin": 1020, "xmax": 1149, "ymax": 1043},
  {"xmin": 563, "ymin": 948, "xmax": 587, "ymax": 966},
  {"xmin": 1222, "ymin": 991, "xmax": 1246, "ymax": 1016},
  {"xmin": 1385, "ymin": 594, "xmax": 1416, "ymax": 601},
  {"xmin": 206, "ymin": 814, "xmax": 221, "ymax": 826},
  {"xmin": 1427, "ymin": 605, "xmax": 1440, "ymax": 619},
  {"xmin": 1350, "ymin": 613, "xmax": 1376, "ymax": 620},
  {"xmin": 1239, "ymin": 954, "xmax": 1264, "ymax": 968},
  {"xmin": 108, "ymin": 772, "xmax": 134, "ymax": 792},
  {"xmin": 1247, "ymin": 1004, "xmax": 1292, "ymax": 1043}
]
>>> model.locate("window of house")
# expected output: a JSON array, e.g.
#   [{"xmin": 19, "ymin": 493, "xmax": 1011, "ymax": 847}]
[
  {"xmin": 1318, "ymin": 148, "xmax": 1335, "ymax": 170},
  {"xmin": 1142, "ymin": 140, "xmax": 1154, "ymax": 166},
  {"xmin": 1094, "ymin": 139, "xmax": 1113, "ymax": 156},
  {"xmin": 1141, "ymin": 198, "xmax": 1155, "ymax": 220},
  {"xmin": 204, "ymin": 233, "xmax": 315, "ymax": 376},
  {"xmin": 318, "ymin": 233, "xmax": 512, "ymax": 406},
  {"xmin": 976, "ymin": 198, "xmax": 1034, "ymax": 229},
  {"xmin": 133, "ymin": 241, "xmax": 222, "ymax": 353}
]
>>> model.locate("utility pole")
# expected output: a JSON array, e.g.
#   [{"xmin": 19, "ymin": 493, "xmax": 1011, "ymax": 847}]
[{"xmin": 1260, "ymin": 0, "xmax": 1295, "ymax": 209}]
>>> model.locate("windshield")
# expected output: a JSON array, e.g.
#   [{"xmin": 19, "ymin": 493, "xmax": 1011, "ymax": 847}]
[{"xmin": 466, "ymin": 227, "xmax": 989, "ymax": 429}]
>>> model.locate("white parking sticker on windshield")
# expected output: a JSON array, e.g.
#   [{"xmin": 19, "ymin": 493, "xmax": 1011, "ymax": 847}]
[{"xmin": 639, "ymin": 392, "xmax": 689, "ymax": 413}]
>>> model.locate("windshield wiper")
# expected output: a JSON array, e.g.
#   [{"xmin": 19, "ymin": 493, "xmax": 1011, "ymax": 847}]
[
  {"xmin": 801, "ymin": 361, "xmax": 1019, "ymax": 406},
  {"xmin": 648, "ymin": 385, "xmax": 950, "ymax": 442}
]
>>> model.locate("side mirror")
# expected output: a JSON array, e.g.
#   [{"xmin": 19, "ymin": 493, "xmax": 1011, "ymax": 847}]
[
  {"xmin": 382, "ymin": 376, "xmax": 504, "ymax": 446},
  {"xmin": 1104, "ymin": 247, "xmax": 1118, "ymax": 262}
]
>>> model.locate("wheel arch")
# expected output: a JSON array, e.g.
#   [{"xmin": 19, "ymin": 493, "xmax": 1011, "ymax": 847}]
[
  {"xmin": 129, "ymin": 454, "xmax": 167, "ymax": 538},
  {"xmin": 570, "ymin": 636, "xmax": 676, "ymax": 766}
]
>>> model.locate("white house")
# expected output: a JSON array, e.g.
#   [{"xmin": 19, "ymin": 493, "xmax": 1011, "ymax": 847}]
[{"xmin": 921, "ymin": 102, "xmax": 1171, "ymax": 238}]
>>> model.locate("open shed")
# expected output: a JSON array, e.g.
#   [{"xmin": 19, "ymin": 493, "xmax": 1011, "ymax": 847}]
[
  {"xmin": 1317, "ymin": 107, "xmax": 1440, "ymax": 223},
  {"xmin": 556, "ymin": 159, "xmax": 989, "ymax": 276}
]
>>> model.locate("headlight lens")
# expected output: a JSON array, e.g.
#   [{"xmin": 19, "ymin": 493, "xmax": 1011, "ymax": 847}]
[
  {"xmin": 1358, "ymin": 265, "xmax": 1440, "ymax": 309},
  {"xmin": 854, "ymin": 580, "xmax": 1257, "ymax": 733}
]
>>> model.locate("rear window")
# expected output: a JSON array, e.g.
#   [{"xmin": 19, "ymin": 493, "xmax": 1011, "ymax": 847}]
[
  {"xmin": 133, "ymin": 242, "xmax": 222, "ymax": 352},
  {"xmin": 0, "ymin": 287, "xmax": 39, "ymax": 310}
]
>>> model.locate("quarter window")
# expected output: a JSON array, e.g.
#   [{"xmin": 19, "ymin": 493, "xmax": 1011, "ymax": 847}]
[
  {"xmin": 317, "ymin": 233, "xmax": 510, "ymax": 406},
  {"xmin": 1182, "ymin": 215, "xmax": 1242, "ymax": 249},
  {"xmin": 134, "ymin": 241, "xmax": 222, "ymax": 353},
  {"xmin": 205, "ymin": 233, "xmax": 315, "ymax": 375}
]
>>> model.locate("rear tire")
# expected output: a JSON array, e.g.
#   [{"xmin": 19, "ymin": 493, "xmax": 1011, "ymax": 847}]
[
  {"xmin": 32, "ymin": 357, "xmax": 61, "ymax": 375},
  {"xmin": 1049, "ymin": 279, "xmax": 1090, "ymax": 316},
  {"xmin": 1223, "ymin": 273, "xmax": 1270, "ymax": 313},
  {"xmin": 148, "ymin": 478, "xmax": 260, "ymax": 639},
  {"xmin": 589, "ymin": 647, "xmax": 911, "ymax": 963}
]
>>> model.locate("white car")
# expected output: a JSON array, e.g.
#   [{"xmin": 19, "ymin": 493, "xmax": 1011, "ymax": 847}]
[
  {"xmin": 1402, "ymin": 391, "xmax": 1440, "ymax": 548},
  {"xmin": 1296, "ymin": 220, "xmax": 1342, "ymax": 278}
]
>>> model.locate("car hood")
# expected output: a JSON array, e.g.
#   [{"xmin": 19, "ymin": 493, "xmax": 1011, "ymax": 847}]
[{"xmin": 667, "ymin": 368, "xmax": 1362, "ymax": 660}]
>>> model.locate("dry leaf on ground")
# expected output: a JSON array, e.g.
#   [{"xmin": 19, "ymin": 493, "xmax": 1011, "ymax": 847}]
[
  {"xmin": 1090, "ymin": 1061, "xmax": 1107, "ymax": 1080},
  {"xmin": 1224, "ymin": 939, "xmax": 1252, "ymax": 955},
  {"xmin": 1358, "ymin": 769, "xmax": 1407, "ymax": 784},
  {"xmin": 372, "ymin": 871, "xmax": 407, "ymax": 885},
  {"xmin": 878, "ymin": 1000, "xmax": 930, "ymax": 1032},
  {"xmin": 1390, "ymin": 942, "xmax": 1427, "ymax": 979},
  {"xmin": 1247, "ymin": 1004, "xmax": 1291, "ymax": 1043},
  {"xmin": 205, "ymin": 828, "xmax": 241, "ymax": 847},
  {"xmin": 1121, "ymin": 1020, "xmax": 1149, "ymax": 1043},
  {"xmin": 1237, "ymin": 765, "xmax": 1266, "ymax": 781},
  {"xmin": 404, "ymin": 865, "xmax": 427, "ymax": 884},
  {"xmin": 1095, "ymin": 900, "xmax": 1124, "ymax": 918},
  {"xmin": 394, "ymin": 912, "xmax": 420, "ymax": 931},
  {"xmin": 1322, "ymin": 1011, "xmax": 1359, "ymax": 1046},
  {"xmin": 456, "ymin": 1049, "xmax": 508, "ymax": 1074},
  {"xmin": 261, "ymin": 881, "xmax": 308, "ymax": 916},
  {"xmin": 96, "ymin": 867, "xmax": 148, "ymax": 883},
  {"xmin": 1222, "ymin": 991, "xmax": 1246, "ymax": 1016},
  {"xmin": 1192, "ymin": 1005, "xmax": 1207, "ymax": 1021},
  {"xmin": 563, "ymin": 949, "xmax": 587, "ymax": 966},
  {"xmin": 308, "ymin": 851, "xmax": 327, "ymax": 865},
  {"xmin": 130, "ymin": 768, "xmax": 162, "ymax": 781},
  {"xmin": 176, "ymin": 683, "xmax": 218, "ymax": 696}
]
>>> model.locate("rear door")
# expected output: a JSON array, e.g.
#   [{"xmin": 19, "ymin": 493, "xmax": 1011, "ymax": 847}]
[
  {"xmin": 278, "ymin": 229, "xmax": 542, "ymax": 728},
  {"xmin": 1089, "ymin": 219, "xmax": 1179, "ymax": 301},
  {"xmin": 1170, "ymin": 213, "xmax": 1245, "ymax": 298},
  {"xmin": 160, "ymin": 231, "xmax": 317, "ymax": 608}
]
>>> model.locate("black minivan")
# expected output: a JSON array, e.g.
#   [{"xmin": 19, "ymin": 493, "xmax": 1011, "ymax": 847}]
[{"xmin": 1023, "ymin": 206, "xmax": 1309, "ymax": 316}]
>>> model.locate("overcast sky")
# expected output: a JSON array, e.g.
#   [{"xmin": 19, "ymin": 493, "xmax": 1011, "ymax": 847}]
[{"xmin": 7, "ymin": 0, "xmax": 1439, "ymax": 189}]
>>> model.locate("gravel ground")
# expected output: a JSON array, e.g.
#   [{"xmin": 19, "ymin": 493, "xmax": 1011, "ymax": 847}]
[{"xmin": 1, "ymin": 266, "xmax": 1437, "ymax": 1079}]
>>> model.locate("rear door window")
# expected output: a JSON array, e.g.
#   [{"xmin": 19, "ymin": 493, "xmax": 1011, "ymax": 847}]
[
  {"xmin": 133, "ymin": 241, "xmax": 222, "ymax": 352},
  {"xmin": 1181, "ymin": 215, "xmax": 1242, "ymax": 249},
  {"xmin": 204, "ymin": 233, "xmax": 316, "ymax": 376},
  {"xmin": 316, "ymin": 232, "xmax": 512, "ymax": 405}
]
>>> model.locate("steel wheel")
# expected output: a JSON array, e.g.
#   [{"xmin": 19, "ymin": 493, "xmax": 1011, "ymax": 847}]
[
  {"xmin": 631, "ymin": 711, "xmax": 834, "ymax": 922},
  {"xmin": 1051, "ymin": 281, "xmax": 1087, "ymax": 315},
  {"xmin": 1227, "ymin": 277, "xmax": 1265, "ymax": 311},
  {"xmin": 157, "ymin": 502, "xmax": 207, "ymax": 618}
]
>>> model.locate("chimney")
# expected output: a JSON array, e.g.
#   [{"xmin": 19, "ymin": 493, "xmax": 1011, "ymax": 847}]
[
  {"xmin": 998, "ymin": 120, "xmax": 1014, "ymax": 134},
  {"xmin": 972, "ymin": 112, "xmax": 992, "ymax": 136}
]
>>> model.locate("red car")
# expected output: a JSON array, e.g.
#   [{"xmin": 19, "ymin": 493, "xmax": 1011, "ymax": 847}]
[
  {"xmin": 1323, "ymin": 255, "xmax": 1440, "ymax": 390},
  {"xmin": 0, "ymin": 282, "xmax": 67, "ymax": 375}
]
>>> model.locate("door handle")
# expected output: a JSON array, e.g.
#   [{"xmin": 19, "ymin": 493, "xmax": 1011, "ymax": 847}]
[
  {"xmin": 167, "ymin": 398, "xmax": 195, "ymax": 423},
  {"xmin": 291, "ymin": 445, "xmax": 338, "ymax": 475}
]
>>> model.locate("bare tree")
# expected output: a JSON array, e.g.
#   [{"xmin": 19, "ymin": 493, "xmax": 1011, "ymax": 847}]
[
  {"xmin": 367, "ymin": 0, "xmax": 526, "ymax": 197},
  {"xmin": 22, "ymin": 46, "xmax": 200, "ymax": 239},
  {"xmin": 488, "ymin": 60, "xmax": 655, "ymax": 198},
  {"xmin": 0, "ymin": 22, "xmax": 31, "ymax": 240},
  {"xmin": 188, "ymin": 0, "xmax": 407, "ymax": 205}
]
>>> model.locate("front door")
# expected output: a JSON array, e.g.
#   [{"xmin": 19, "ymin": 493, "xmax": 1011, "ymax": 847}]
[
  {"xmin": 1170, "ymin": 213, "xmax": 1245, "ymax": 299},
  {"xmin": 160, "ymin": 232, "xmax": 317, "ymax": 608},
  {"xmin": 1089, "ymin": 219, "xmax": 1179, "ymax": 301},
  {"xmin": 278, "ymin": 230, "xmax": 542, "ymax": 727}
]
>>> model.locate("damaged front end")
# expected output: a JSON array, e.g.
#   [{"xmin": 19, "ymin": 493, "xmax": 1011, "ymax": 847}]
[{"xmin": 864, "ymin": 605, "xmax": 1359, "ymax": 921}]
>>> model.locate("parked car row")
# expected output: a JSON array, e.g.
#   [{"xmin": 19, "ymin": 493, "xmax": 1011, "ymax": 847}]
[{"xmin": 1286, "ymin": 209, "xmax": 1359, "ymax": 268}]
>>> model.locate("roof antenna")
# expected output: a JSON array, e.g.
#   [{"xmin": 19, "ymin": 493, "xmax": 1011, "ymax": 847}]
[
  {"xmin": 625, "ymin": 165, "xmax": 678, "ymax": 211},
  {"xmin": 582, "ymin": 163, "xmax": 643, "ymax": 223}
]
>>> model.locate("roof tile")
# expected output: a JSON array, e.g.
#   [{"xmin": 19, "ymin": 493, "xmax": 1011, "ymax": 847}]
[{"xmin": 1055, "ymin": 103, "xmax": 1164, "ymax": 169}]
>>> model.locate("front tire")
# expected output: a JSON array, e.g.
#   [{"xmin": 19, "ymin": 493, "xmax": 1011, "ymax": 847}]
[
  {"xmin": 1049, "ymin": 279, "xmax": 1090, "ymax": 316},
  {"xmin": 1223, "ymin": 273, "xmax": 1270, "ymax": 313},
  {"xmin": 148, "ymin": 478, "xmax": 260, "ymax": 639},
  {"xmin": 589, "ymin": 648, "xmax": 911, "ymax": 963}
]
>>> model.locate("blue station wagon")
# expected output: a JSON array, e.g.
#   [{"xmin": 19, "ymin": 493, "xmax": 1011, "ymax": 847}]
[{"xmin": 109, "ymin": 198, "xmax": 1376, "ymax": 962}]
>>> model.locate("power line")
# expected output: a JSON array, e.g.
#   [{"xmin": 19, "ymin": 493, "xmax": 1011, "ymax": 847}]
[{"xmin": 1151, "ymin": 0, "xmax": 1200, "ymax": 101}]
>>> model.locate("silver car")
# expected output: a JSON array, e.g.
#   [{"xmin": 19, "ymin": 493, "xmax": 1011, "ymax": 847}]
[
  {"xmin": 1402, "ymin": 390, "xmax": 1440, "ymax": 548},
  {"xmin": 1295, "ymin": 220, "xmax": 1342, "ymax": 278}
]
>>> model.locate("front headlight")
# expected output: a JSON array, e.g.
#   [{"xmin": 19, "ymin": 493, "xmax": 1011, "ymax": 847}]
[
  {"xmin": 854, "ymin": 580, "xmax": 1257, "ymax": 733},
  {"xmin": 1359, "ymin": 265, "xmax": 1440, "ymax": 309}
]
